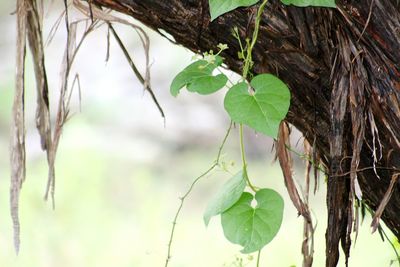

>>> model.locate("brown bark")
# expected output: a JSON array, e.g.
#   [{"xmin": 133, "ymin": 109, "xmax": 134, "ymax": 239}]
[{"xmin": 90, "ymin": 0, "xmax": 400, "ymax": 265}]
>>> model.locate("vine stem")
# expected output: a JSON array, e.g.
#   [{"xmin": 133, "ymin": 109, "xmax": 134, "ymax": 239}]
[
  {"xmin": 164, "ymin": 121, "xmax": 233, "ymax": 267},
  {"xmin": 166, "ymin": 1, "xmax": 269, "ymax": 266},
  {"xmin": 256, "ymin": 250, "xmax": 262, "ymax": 267},
  {"xmin": 242, "ymin": 0, "xmax": 269, "ymax": 79},
  {"xmin": 240, "ymin": 124, "xmax": 257, "ymax": 192},
  {"xmin": 236, "ymin": 2, "xmax": 269, "ymax": 263},
  {"xmin": 239, "ymin": 0, "xmax": 269, "ymax": 193},
  {"xmin": 284, "ymin": 144, "xmax": 327, "ymax": 174}
]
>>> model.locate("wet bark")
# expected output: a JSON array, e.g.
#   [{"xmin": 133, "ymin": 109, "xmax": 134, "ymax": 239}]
[{"xmin": 90, "ymin": 0, "xmax": 400, "ymax": 265}]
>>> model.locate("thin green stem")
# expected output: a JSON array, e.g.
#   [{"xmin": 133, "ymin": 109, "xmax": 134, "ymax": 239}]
[
  {"xmin": 232, "ymin": 27, "xmax": 246, "ymax": 62},
  {"xmin": 239, "ymin": 124, "xmax": 247, "ymax": 168},
  {"xmin": 216, "ymin": 68, "xmax": 236, "ymax": 87},
  {"xmin": 284, "ymin": 144, "xmax": 327, "ymax": 174},
  {"xmin": 240, "ymin": 124, "xmax": 257, "ymax": 192},
  {"xmin": 242, "ymin": 0, "xmax": 269, "ymax": 79},
  {"xmin": 256, "ymin": 250, "xmax": 262, "ymax": 267},
  {"xmin": 238, "ymin": 0, "xmax": 269, "ymax": 193},
  {"xmin": 164, "ymin": 121, "xmax": 233, "ymax": 267}
]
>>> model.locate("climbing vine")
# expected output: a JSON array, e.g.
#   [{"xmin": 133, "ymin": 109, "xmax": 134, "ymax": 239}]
[
  {"xmin": 9, "ymin": 1, "xmax": 400, "ymax": 266},
  {"xmin": 167, "ymin": 0, "xmax": 336, "ymax": 266}
]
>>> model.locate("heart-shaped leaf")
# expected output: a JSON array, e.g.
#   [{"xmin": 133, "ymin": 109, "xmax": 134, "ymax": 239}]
[
  {"xmin": 221, "ymin": 189, "xmax": 284, "ymax": 253},
  {"xmin": 224, "ymin": 74, "xmax": 290, "ymax": 138},
  {"xmin": 187, "ymin": 74, "xmax": 228, "ymax": 95},
  {"xmin": 170, "ymin": 57, "xmax": 227, "ymax": 96},
  {"xmin": 280, "ymin": 0, "xmax": 336, "ymax": 7},
  {"xmin": 209, "ymin": 0, "xmax": 259, "ymax": 21},
  {"xmin": 204, "ymin": 171, "xmax": 246, "ymax": 226}
]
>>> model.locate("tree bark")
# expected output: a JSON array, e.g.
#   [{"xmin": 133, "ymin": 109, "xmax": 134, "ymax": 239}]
[{"xmin": 90, "ymin": 0, "xmax": 400, "ymax": 265}]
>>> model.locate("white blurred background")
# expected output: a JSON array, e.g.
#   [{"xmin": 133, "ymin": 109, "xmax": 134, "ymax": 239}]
[{"xmin": 0, "ymin": 1, "xmax": 397, "ymax": 266}]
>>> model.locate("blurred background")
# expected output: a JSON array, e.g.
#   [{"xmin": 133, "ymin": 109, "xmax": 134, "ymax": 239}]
[{"xmin": 0, "ymin": 1, "xmax": 397, "ymax": 266}]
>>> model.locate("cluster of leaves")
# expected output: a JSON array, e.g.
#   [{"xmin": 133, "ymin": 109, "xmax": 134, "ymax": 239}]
[
  {"xmin": 171, "ymin": 49, "xmax": 290, "ymax": 139},
  {"xmin": 204, "ymin": 171, "xmax": 284, "ymax": 253},
  {"xmin": 169, "ymin": 0, "xmax": 336, "ymax": 258},
  {"xmin": 170, "ymin": 46, "xmax": 288, "ymax": 253}
]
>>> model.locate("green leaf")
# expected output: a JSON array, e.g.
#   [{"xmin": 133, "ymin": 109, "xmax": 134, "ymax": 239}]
[
  {"xmin": 170, "ymin": 57, "xmax": 227, "ymax": 96},
  {"xmin": 224, "ymin": 74, "xmax": 290, "ymax": 138},
  {"xmin": 280, "ymin": 0, "xmax": 336, "ymax": 7},
  {"xmin": 209, "ymin": 0, "xmax": 259, "ymax": 21},
  {"xmin": 221, "ymin": 189, "xmax": 284, "ymax": 253},
  {"xmin": 204, "ymin": 171, "xmax": 246, "ymax": 226},
  {"xmin": 187, "ymin": 74, "xmax": 228, "ymax": 95}
]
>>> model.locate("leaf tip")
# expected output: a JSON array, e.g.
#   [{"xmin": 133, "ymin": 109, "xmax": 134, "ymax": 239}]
[{"xmin": 170, "ymin": 83, "xmax": 181, "ymax": 97}]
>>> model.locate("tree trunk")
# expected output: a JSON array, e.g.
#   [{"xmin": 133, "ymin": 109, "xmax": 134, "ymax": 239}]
[{"xmin": 90, "ymin": 0, "xmax": 400, "ymax": 265}]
